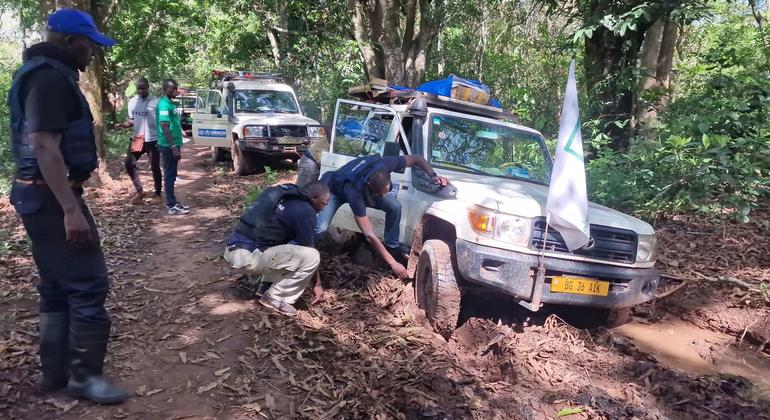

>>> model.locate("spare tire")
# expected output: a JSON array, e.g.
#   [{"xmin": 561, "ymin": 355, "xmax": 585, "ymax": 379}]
[{"xmin": 415, "ymin": 239, "xmax": 462, "ymax": 339}]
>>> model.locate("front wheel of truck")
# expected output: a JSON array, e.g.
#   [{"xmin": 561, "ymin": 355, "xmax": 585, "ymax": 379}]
[{"xmin": 415, "ymin": 239, "xmax": 462, "ymax": 340}]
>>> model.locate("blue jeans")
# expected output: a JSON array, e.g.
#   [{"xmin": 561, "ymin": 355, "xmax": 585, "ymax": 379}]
[
  {"xmin": 159, "ymin": 146, "xmax": 179, "ymax": 207},
  {"xmin": 314, "ymin": 192, "xmax": 402, "ymax": 249},
  {"xmin": 296, "ymin": 154, "xmax": 320, "ymax": 188}
]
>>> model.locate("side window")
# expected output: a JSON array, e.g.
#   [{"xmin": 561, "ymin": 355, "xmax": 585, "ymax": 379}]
[
  {"xmin": 332, "ymin": 102, "xmax": 395, "ymax": 157},
  {"xmin": 206, "ymin": 91, "xmax": 223, "ymax": 113},
  {"xmin": 196, "ymin": 90, "xmax": 211, "ymax": 112}
]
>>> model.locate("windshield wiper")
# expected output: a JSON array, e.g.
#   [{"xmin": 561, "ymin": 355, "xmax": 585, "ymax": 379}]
[{"xmin": 433, "ymin": 160, "xmax": 487, "ymax": 175}]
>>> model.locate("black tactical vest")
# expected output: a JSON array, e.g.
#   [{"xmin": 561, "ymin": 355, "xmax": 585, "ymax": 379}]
[{"xmin": 8, "ymin": 55, "xmax": 97, "ymax": 181}]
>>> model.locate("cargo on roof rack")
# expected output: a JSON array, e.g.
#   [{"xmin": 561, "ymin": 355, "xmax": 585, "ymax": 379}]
[
  {"xmin": 347, "ymin": 81, "xmax": 519, "ymax": 122},
  {"xmin": 211, "ymin": 70, "xmax": 284, "ymax": 83}
]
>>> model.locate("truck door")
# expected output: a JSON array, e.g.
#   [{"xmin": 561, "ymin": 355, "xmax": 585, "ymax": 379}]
[
  {"xmin": 192, "ymin": 90, "xmax": 230, "ymax": 147},
  {"xmin": 320, "ymin": 99, "xmax": 402, "ymax": 240}
]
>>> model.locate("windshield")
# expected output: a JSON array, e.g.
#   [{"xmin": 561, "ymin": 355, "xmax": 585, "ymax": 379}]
[
  {"xmin": 233, "ymin": 90, "xmax": 299, "ymax": 114},
  {"xmin": 428, "ymin": 114, "xmax": 551, "ymax": 184}
]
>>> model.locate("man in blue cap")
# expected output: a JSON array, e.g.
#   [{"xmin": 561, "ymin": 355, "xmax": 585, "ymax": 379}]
[{"xmin": 8, "ymin": 8, "xmax": 128, "ymax": 404}]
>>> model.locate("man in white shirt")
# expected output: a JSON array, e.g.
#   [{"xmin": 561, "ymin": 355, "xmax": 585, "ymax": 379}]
[{"xmin": 117, "ymin": 77, "xmax": 161, "ymax": 204}]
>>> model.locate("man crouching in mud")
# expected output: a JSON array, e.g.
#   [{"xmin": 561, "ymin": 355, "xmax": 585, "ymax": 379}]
[{"xmin": 223, "ymin": 181, "xmax": 330, "ymax": 316}]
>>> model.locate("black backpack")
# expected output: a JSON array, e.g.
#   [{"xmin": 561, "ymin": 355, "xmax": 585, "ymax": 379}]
[{"xmin": 234, "ymin": 184, "xmax": 307, "ymax": 241}]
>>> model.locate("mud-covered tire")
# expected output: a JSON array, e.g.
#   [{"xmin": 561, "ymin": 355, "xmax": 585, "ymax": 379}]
[
  {"xmin": 415, "ymin": 239, "xmax": 462, "ymax": 339},
  {"xmin": 231, "ymin": 141, "xmax": 251, "ymax": 175},
  {"xmin": 211, "ymin": 146, "xmax": 227, "ymax": 163}
]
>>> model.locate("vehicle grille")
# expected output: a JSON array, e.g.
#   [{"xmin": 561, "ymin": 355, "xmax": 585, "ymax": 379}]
[
  {"xmin": 530, "ymin": 219, "xmax": 638, "ymax": 263},
  {"xmin": 270, "ymin": 125, "xmax": 307, "ymax": 138}
]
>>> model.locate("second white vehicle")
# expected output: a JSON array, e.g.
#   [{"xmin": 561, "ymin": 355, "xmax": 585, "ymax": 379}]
[{"xmin": 192, "ymin": 71, "xmax": 326, "ymax": 174}]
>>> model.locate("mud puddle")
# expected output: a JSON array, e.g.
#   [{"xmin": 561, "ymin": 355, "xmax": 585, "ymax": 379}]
[{"xmin": 615, "ymin": 321, "xmax": 770, "ymax": 399}]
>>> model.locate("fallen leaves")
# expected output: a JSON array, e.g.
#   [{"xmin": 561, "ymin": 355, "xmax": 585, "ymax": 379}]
[
  {"xmin": 197, "ymin": 373, "xmax": 231, "ymax": 394},
  {"xmin": 45, "ymin": 399, "xmax": 78, "ymax": 413},
  {"xmin": 136, "ymin": 385, "xmax": 164, "ymax": 397}
]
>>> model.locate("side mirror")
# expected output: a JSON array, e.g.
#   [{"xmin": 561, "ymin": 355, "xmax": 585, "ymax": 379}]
[{"xmin": 383, "ymin": 142, "xmax": 400, "ymax": 157}]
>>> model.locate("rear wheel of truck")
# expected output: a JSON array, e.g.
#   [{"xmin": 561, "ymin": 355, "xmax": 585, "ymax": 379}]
[
  {"xmin": 415, "ymin": 239, "xmax": 462, "ymax": 340},
  {"xmin": 211, "ymin": 146, "xmax": 227, "ymax": 163}
]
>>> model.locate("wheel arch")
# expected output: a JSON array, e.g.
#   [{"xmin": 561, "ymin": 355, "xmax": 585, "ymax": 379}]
[{"xmin": 407, "ymin": 213, "xmax": 457, "ymax": 278}]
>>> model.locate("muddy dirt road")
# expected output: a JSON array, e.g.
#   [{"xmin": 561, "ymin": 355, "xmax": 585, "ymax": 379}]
[{"xmin": 1, "ymin": 145, "xmax": 769, "ymax": 419}]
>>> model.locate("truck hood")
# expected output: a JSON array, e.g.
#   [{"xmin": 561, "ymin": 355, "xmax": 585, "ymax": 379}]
[
  {"xmin": 233, "ymin": 113, "xmax": 320, "ymax": 126},
  {"xmin": 446, "ymin": 172, "xmax": 654, "ymax": 235}
]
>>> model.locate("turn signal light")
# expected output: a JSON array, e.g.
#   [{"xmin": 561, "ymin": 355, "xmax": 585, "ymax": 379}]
[{"xmin": 468, "ymin": 207, "xmax": 494, "ymax": 234}]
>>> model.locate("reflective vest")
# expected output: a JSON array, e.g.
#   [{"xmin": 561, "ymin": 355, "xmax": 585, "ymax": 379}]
[{"xmin": 8, "ymin": 55, "xmax": 97, "ymax": 181}]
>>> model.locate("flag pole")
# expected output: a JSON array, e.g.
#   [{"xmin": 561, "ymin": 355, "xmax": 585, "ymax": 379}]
[{"xmin": 520, "ymin": 215, "xmax": 549, "ymax": 312}]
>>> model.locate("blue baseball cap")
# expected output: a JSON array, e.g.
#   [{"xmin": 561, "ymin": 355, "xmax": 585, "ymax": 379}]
[{"xmin": 46, "ymin": 8, "xmax": 116, "ymax": 47}]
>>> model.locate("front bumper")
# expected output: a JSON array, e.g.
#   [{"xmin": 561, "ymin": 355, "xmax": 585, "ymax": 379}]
[
  {"xmin": 237, "ymin": 138, "xmax": 309, "ymax": 157},
  {"xmin": 455, "ymin": 239, "xmax": 659, "ymax": 308}
]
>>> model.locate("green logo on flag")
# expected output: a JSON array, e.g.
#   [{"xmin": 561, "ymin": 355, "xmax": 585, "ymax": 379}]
[{"xmin": 563, "ymin": 121, "xmax": 583, "ymax": 160}]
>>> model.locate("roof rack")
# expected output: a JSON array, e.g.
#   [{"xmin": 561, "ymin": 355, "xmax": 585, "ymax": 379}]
[
  {"xmin": 348, "ymin": 81, "xmax": 519, "ymax": 122},
  {"xmin": 211, "ymin": 70, "xmax": 284, "ymax": 83}
]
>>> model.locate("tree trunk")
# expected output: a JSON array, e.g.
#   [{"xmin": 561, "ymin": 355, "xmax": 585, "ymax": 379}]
[
  {"xmin": 582, "ymin": 1, "xmax": 650, "ymax": 151},
  {"xmin": 266, "ymin": 27, "xmax": 282, "ymax": 69},
  {"xmin": 381, "ymin": 0, "xmax": 405, "ymax": 85},
  {"xmin": 656, "ymin": 20, "xmax": 679, "ymax": 91},
  {"xmin": 638, "ymin": 18, "xmax": 663, "ymax": 92},
  {"xmin": 81, "ymin": 49, "xmax": 112, "ymax": 186},
  {"xmin": 349, "ymin": 0, "xmax": 441, "ymax": 87},
  {"xmin": 436, "ymin": 29, "xmax": 445, "ymax": 75},
  {"xmin": 350, "ymin": 0, "xmax": 382, "ymax": 80},
  {"xmin": 635, "ymin": 18, "xmax": 664, "ymax": 135}
]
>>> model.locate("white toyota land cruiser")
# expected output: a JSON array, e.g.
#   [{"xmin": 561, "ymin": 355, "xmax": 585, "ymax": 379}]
[
  {"xmin": 192, "ymin": 71, "xmax": 326, "ymax": 175},
  {"xmin": 321, "ymin": 90, "xmax": 659, "ymax": 338}
]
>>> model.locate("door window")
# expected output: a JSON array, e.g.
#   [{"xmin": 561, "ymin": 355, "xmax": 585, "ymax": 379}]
[
  {"xmin": 331, "ymin": 102, "xmax": 396, "ymax": 157},
  {"xmin": 206, "ymin": 91, "xmax": 224, "ymax": 114},
  {"xmin": 196, "ymin": 90, "xmax": 211, "ymax": 111}
]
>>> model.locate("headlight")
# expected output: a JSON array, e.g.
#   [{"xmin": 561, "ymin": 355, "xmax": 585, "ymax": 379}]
[
  {"xmin": 243, "ymin": 125, "xmax": 267, "ymax": 137},
  {"xmin": 307, "ymin": 126, "xmax": 326, "ymax": 138},
  {"xmin": 495, "ymin": 215, "xmax": 531, "ymax": 246},
  {"xmin": 636, "ymin": 234, "xmax": 657, "ymax": 263},
  {"xmin": 467, "ymin": 206, "xmax": 531, "ymax": 246}
]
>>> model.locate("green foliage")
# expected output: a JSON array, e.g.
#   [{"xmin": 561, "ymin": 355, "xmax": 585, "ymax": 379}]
[
  {"xmin": 587, "ymin": 1, "xmax": 770, "ymax": 221},
  {"xmin": 243, "ymin": 167, "xmax": 279, "ymax": 208},
  {"xmin": 0, "ymin": 0, "xmax": 766, "ymax": 224},
  {"xmin": 0, "ymin": 53, "xmax": 17, "ymax": 195}
]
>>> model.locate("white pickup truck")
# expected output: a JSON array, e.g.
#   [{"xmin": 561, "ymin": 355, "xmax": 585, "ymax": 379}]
[
  {"xmin": 320, "ymin": 91, "xmax": 659, "ymax": 338},
  {"xmin": 192, "ymin": 72, "xmax": 326, "ymax": 175}
]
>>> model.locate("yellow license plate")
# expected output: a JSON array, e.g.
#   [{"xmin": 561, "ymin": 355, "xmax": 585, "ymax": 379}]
[{"xmin": 550, "ymin": 276, "xmax": 610, "ymax": 297}]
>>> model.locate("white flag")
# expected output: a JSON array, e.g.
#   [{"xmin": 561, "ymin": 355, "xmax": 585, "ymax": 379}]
[{"xmin": 545, "ymin": 60, "xmax": 590, "ymax": 251}]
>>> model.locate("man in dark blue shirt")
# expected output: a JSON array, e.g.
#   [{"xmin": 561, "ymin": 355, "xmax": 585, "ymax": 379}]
[
  {"xmin": 315, "ymin": 155, "xmax": 447, "ymax": 279},
  {"xmin": 224, "ymin": 181, "xmax": 330, "ymax": 316}
]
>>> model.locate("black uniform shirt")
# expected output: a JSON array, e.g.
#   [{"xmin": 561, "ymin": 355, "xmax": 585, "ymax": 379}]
[{"xmin": 20, "ymin": 43, "xmax": 83, "ymax": 133}]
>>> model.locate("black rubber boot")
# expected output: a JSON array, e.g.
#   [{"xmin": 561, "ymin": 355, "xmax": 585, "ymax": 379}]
[
  {"xmin": 67, "ymin": 321, "xmax": 129, "ymax": 404},
  {"xmin": 39, "ymin": 312, "xmax": 69, "ymax": 391}
]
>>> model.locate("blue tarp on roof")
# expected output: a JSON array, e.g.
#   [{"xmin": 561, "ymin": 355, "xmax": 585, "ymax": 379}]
[
  {"xmin": 416, "ymin": 75, "xmax": 489, "ymax": 96},
  {"xmin": 414, "ymin": 75, "xmax": 502, "ymax": 109}
]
